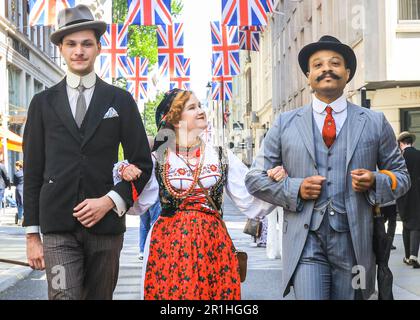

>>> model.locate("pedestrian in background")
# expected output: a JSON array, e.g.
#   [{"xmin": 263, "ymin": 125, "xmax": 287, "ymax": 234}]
[
  {"xmin": 138, "ymin": 137, "xmax": 161, "ymax": 260},
  {"xmin": 0, "ymin": 160, "xmax": 11, "ymax": 208},
  {"xmin": 14, "ymin": 160, "xmax": 24, "ymax": 226},
  {"xmin": 397, "ymin": 131, "xmax": 420, "ymax": 268}
]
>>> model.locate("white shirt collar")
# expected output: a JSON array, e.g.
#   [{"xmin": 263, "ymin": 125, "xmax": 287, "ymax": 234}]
[
  {"xmin": 66, "ymin": 70, "xmax": 96, "ymax": 89},
  {"xmin": 312, "ymin": 94, "xmax": 347, "ymax": 114}
]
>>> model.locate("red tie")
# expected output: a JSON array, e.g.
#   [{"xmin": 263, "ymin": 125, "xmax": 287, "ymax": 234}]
[{"xmin": 322, "ymin": 106, "xmax": 336, "ymax": 148}]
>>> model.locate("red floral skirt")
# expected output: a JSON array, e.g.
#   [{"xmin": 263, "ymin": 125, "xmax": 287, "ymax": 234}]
[{"xmin": 143, "ymin": 208, "xmax": 241, "ymax": 300}]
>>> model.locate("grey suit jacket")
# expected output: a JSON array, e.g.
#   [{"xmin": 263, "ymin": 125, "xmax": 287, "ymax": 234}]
[{"xmin": 245, "ymin": 102, "xmax": 410, "ymax": 299}]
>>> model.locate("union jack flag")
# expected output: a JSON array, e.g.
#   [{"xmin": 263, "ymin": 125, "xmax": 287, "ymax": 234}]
[
  {"xmin": 157, "ymin": 23, "xmax": 184, "ymax": 78},
  {"xmin": 126, "ymin": 0, "xmax": 172, "ymax": 26},
  {"xmin": 170, "ymin": 56, "xmax": 191, "ymax": 90},
  {"xmin": 99, "ymin": 24, "xmax": 128, "ymax": 80},
  {"xmin": 239, "ymin": 26, "xmax": 262, "ymax": 51},
  {"xmin": 29, "ymin": 0, "xmax": 75, "ymax": 26},
  {"xmin": 211, "ymin": 21, "xmax": 240, "ymax": 77},
  {"xmin": 211, "ymin": 75, "xmax": 233, "ymax": 101},
  {"xmin": 222, "ymin": 0, "xmax": 269, "ymax": 26},
  {"xmin": 266, "ymin": 0, "xmax": 275, "ymax": 13},
  {"xmin": 120, "ymin": 56, "xmax": 149, "ymax": 101}
]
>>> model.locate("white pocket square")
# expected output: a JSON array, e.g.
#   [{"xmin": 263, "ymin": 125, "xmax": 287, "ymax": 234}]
[{"xmin": 103, "ymin": 107, "xmax": 119, "ymax": 119}]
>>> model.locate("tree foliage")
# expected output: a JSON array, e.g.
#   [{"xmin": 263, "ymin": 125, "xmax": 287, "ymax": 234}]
[
  {"xmin": 112, "ymin": 0, "xmax": 183, "ymax": 66},
  {"xmin": 113, "ymin": 1, "xmax": 183, "ymax": 159}
]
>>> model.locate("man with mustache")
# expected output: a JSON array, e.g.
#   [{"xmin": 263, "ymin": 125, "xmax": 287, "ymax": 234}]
[
  {"xmin": 245, "ymin": 35, "xmax": 410, "ymax": 299},
  {"xmin": 23, "ymin": 5, "xmax": 152, "ymax": 299}
]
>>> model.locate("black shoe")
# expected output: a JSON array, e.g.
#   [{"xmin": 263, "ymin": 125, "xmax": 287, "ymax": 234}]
[
  {"xmin": 409, "ymin": 259, "xmax": 420, "ymax": 269},
  {"xmin": 403, "ymin": 257, "xmax": 411, "ymax": 265},
  {"xmin": 391, "ymin": 245, "xmax": 396, "ymax": 250}
]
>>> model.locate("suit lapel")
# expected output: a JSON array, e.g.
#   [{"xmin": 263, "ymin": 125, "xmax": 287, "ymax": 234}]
[
  {"xmin": 81, "ymin": 77, "xmax": 115, "ymax": 147},
  {"xmin": 296, "ymin": 104, "xmax": 316, "ymax": 165},
  {"xmin": 346, "ymin": 102, "xmax": 367, "ymax": 170},
  {"xmin": 51, "ymin": 78, "xmax": 82, "ymax": 144}
]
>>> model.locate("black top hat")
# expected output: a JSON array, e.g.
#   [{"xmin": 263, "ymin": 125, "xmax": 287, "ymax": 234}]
[
  {"xmin": 298, "ymin": 35, "xmax": 357, "ymax": 83},
  {"xmin": 50, "ymin": 4, "xmax": 107, "ymax": 45}
]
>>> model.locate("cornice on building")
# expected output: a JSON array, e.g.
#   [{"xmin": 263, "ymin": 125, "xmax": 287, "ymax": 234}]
[{"xmin": 0, "ymin": 15, "xmax": 64, "ymax": 78}]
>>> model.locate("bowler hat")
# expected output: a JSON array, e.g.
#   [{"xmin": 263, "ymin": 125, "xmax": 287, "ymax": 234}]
[
  {"xmin": 298, "ymin": 35, "xmax": 357, "ymax": 83},
  {"xmin": 397, "ymin": 131, "xmax": 416, "ymax": 143},
  {"xmin": 50, "ymin": 4, "xmax": 106, "ymax": 45}
]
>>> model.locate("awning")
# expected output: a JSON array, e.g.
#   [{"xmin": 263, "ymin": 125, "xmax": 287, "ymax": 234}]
[{"xmin": 0, "ymin": 127, "xmax": 23, "ymax": 153}]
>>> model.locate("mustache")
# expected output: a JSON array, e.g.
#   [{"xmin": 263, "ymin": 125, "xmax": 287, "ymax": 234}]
[{"xmin": 316, "ymin": 72, "xmax": 341, "ymax": 82}]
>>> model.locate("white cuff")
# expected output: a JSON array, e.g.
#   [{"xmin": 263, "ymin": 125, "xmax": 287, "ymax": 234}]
[
  {"xmin": 25, "ymin": 226, "xmax": 40, "ymax": 234},
  {"xmin": 107, "ymin": 190, "xmax": 127, "ymax": 217}
]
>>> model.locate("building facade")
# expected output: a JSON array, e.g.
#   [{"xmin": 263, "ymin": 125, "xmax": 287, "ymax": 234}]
[
  {"xmin": 0, "ymin": 0, "xmax": 64, "ymax": 174},
  {"xmin": 271, "ymin": 0, "xmax": 420, "ymax": 147},
  {"xmin": 228, "ymin": 22, "xmax": 274, "ymax": 166}
]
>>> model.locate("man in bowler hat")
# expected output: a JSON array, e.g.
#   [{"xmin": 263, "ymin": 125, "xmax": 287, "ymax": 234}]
[
  {"xmin": 397, "ymin": 131, "xmax": 420, "ymax": 268},
  {"xmin": 245, "ymin": 35, "xmax": 410, "ymax": 299},
  {"xmin": 23, "ymin": 5, "xmax": 153, "ymax": 299}
]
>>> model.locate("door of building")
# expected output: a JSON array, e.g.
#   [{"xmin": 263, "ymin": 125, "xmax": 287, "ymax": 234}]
[{"xmin": 401, "ymin": 107, "xmax": 420, "ymax": 149}]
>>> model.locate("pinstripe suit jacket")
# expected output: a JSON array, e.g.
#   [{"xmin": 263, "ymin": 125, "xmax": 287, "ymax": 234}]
[{"xmin": 245, "ymin": 102, "xmax": 410, "ymax": 299}]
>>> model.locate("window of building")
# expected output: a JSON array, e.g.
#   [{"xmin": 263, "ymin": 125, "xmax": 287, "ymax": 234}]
[
  {"xmin": 34, "ymin": 79, "xmax": 44, "ymax": 94},
  {"xmin": 246, "ymin": 69, "xmax": 252, "ymax": 114},
  {"xmin": 8, "ymin": 65, "xmax": 22, "ymax": 110},
  {"xmin": 399, "ymin": 0, "xmax": 420, "ymax": 21}
]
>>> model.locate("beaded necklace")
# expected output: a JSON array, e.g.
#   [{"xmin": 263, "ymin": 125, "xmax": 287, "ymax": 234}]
[{"xmin": 162, "ymin": 142, "xmax": 206, "ymax": 199}]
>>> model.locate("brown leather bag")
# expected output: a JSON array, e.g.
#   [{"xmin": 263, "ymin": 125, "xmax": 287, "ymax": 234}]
[
  {"xmin": 180, "ymin": 157, "xmax": 248, "ymax": 282},
  {"xmin": 243, "ymin": 218, "xmax": 262, "ymax": 238}
]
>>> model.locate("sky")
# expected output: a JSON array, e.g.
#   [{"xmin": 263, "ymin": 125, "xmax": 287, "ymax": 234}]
[{"xmin": 179, "ymin": 0, "xmax": 221, "ymax": 101}]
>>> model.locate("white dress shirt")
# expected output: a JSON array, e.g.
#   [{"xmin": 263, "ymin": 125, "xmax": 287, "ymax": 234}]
[
  {"xmin": 26, "ymin": 71, "xmax": 127, "ymax": 234},
  {"xmin": 312, "ymin": 93, "xmax": 348, "ymax": 136},
  {"xmin": 66, "ymin": 70, "xmax": 96, "ymax": 116}
]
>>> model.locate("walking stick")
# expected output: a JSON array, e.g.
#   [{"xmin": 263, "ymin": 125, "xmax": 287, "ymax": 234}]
[{"xmin": 0, "ymin": 258, "xmax": 30, "ymax": 267}]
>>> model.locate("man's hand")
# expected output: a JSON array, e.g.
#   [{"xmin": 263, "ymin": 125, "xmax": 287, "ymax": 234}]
[
  {"xmin": 351, "ymin": 169, "xmax": 376, "ymax": 192},
  {"xmin": 121, "ymin": 164, "xmax": 142, "ymax": 182},
  {"xmin": 299, "ymin": 176, "xmax": 326, "ymax": 200},
  {"xmin": 73, "ymin": 196, "xmax": 115, "ymax": 228},
  {"xmin": 267, "ymin": 166, "xmax": 288, "ymax": 182},
  {"xmin": 26, "ymin": 233, "xmax": 45, "ymax": 270}
]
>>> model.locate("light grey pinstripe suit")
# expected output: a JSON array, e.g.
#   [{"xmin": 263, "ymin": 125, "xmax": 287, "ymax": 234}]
[{"xmin": 245, "ymin": 102, "xmax": 410, "ymax": 300}]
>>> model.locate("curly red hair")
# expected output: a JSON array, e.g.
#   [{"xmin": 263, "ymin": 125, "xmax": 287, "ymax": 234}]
[{"xmin": 164, "ymin": 90, "xmax": 192, "ymax": 128}]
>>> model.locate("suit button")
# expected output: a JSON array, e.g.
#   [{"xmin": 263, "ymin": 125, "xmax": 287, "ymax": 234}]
[
  {"xmin": 328, "ymin": 167, "xmax": 332, "ymax": 171},
  {"xmin": 328, "ymin": 152, "xmax": 332, "ymax": 157},
  {"xmin": 327, "ymin": 181, "xmax": 331, "ymax": 186},
  {"xmin": 304, "ymin": 224, "xmax": 309, "ymax": 229},
  {"xmin": 330, "ymin": 211, "xmax": 335, "ymax": 216}
]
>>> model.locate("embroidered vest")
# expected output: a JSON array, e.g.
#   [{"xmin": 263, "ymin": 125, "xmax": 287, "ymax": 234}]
[{"xmin": 155, "ymin": 146, "xmax": 228, "ymax": 217}]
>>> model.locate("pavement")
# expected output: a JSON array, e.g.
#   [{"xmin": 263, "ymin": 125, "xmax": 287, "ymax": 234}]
[{"xmin": 0, "ymin": 199, "xmax": 420, "ymax": 300}]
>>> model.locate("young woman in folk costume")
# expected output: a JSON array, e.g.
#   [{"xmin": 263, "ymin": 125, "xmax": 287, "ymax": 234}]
[{"xmin": 114, "ymin": 88, "xmax": 276, "ymax": 300}]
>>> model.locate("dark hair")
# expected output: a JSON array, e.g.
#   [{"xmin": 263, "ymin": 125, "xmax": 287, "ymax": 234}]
[{"xmin": 401, "ymin": 137, "xmax": 414, "ymax": 145}]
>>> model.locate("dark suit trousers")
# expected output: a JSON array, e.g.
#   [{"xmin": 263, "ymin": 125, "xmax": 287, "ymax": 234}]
[
  {"xmin": 402, "ymin": 225, "xmax": 420, "ymax": 259},
  {"xmin": 43, "ymin": 224, "xmax": 123, "ymax": 300}
]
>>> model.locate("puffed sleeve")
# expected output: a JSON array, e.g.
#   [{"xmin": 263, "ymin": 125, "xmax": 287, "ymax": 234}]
[
  {"xmin": 113, "ymin": 158, "xmax": 159, "ymax": 216},
  {"xmin": 224, "ymin": 149, "xmax": 276, "ymax": 219}
]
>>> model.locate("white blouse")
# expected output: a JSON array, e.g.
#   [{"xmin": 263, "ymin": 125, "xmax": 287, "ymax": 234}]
[{"xmin": 113, "ymin": 144, "xmax": 275, "ymax": 218}]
